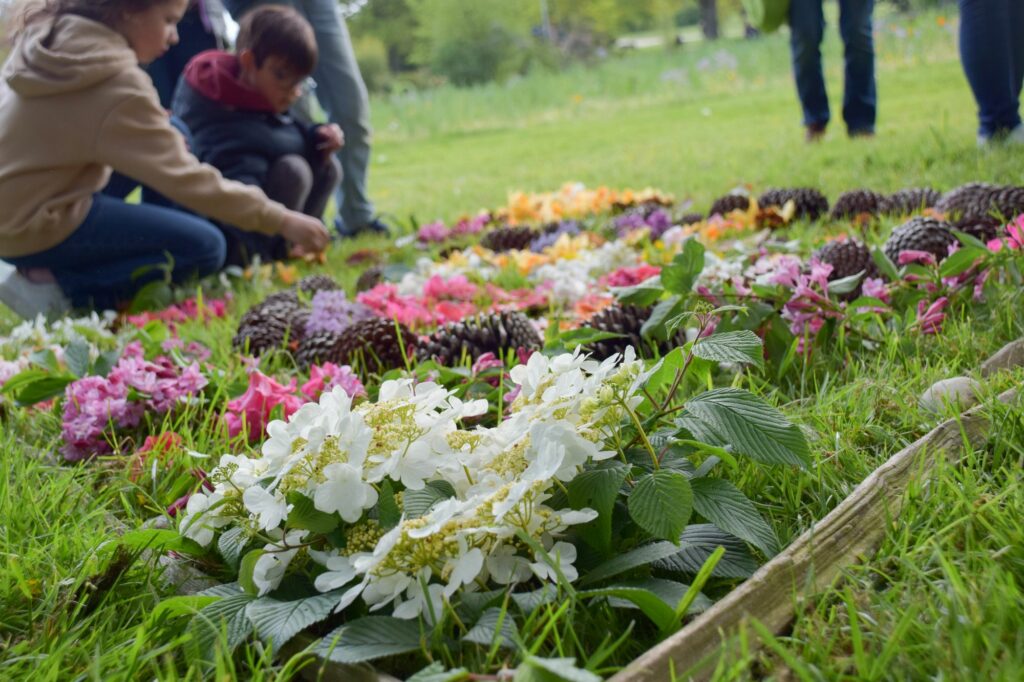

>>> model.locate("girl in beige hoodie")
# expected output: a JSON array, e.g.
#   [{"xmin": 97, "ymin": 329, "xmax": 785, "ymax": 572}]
[{"xmin": 0, "ymin": 0, "xmax": 329, "ymax": 317}]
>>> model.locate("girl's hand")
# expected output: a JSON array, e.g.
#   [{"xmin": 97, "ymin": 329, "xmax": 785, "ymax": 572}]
[
  {"xmin": 315, "ymin": 124, "xmax": 345, "ymax": 153},
  {"xmin": 280, "ymin": 210, "xmax": 330, "ymax": 255}
]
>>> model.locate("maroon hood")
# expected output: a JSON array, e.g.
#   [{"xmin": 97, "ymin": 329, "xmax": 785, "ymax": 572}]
[{"xmin": 183, "ymin": 50, "xmax": 274, "ymax": 112}]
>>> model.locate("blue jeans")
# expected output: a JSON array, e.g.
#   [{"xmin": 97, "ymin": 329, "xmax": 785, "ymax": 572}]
[
  {"xmin": 958, "ymin": 0, "xmax": 1024, "ymax": 138},
  {"xmin": 225, "ymin": 0, "xmax": 375, "ymax": 230},
  {"xmin": 145, "ymin": 4, "xmax": 219, "ymax": 108},
  {"xmin": 789, "ymin": 0, "xmax": 876, "ymax": 133},
  {"xmin": 3, "ymin": 195, "xmax": 226, "ymax": 310}
]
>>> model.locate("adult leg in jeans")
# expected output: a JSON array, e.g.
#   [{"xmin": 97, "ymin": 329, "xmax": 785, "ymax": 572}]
[
  {"xmin": 959, "ymin": 0, "xmax": 1023, "ymax": 139},
  {"xmin": 4, "ymin": 195, "xmax": 226, "ymax": 311},
  {"xmin": 838, "ymin": 0, "xmax": 876, "ymax": 134},
  {"xmin": 789, "ymin": 0, "xmax": 829, "ymax": 131}
]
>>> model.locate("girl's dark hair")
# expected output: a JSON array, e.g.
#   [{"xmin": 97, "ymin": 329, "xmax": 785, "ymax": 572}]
[
  {"xmin": 236, "ymin": 5, "xmax": 317, "ymax": 77},
  {"xmin": 14, "ymin": 0, "xmax": 168, "ymax": 37}
]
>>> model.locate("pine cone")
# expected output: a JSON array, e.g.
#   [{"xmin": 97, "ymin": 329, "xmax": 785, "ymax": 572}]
[
  {"xmin": 294, "ymin": 331, "xmax": 345, "ymax": 367},
  {"xmin": 885, "ymin": 187, "xmax": 941, "ymax": 216},
  {"xmin": 679, "ymin": 212, "xmax": 704, "ymax": 226},
  {"xmin": 417, "ymin": 312, "xmax": 542, "ymax": 366},
  {"xmin": 233, "ymin": 314, "xmax": 292, "ymax": 355},
  {"xmin": 933, "ymin": 183, "xmax": 1024, "ymax": 221},
  {"xmin": 813, "ymin": 238, "xmax": 880, "ymax": 298},
  {"xmin": 953, "ymin": 215, "xmax": 1001, "ymax": 243},
  {"xmin": 297, "ymin": 274, "xmax": 341, "ymax": 295},
  {"xmin": 333, "ymin": 318, "xmax": 416, "ymax": 377},
  {"xmin": 355, "ymin": 265, "xmax": 384, "ymax": 293},
  {"xmin": 758, "ymin": 187, "xmax": 829, "ymax": 221},
  {"xmin": 829, "ymin": 190, "xmax": 888, "ymax": 221},
  {"xmin": 883, "ymin": 217, "xmax": 957, "ymax": 265},
  {"xmin": 708, "ymin": 193, "xmax": 750, "ymax": 217},
  {"xmin": 239, "ymin": 299, "xmax": 309, "ymax": 341},
  {"xmin": 480, "ymin": 225, "xmax": 540, "ymax": 252},
  {"xmin": 584, "ymin": 304, "xmax": 686, "ymax": 361}
]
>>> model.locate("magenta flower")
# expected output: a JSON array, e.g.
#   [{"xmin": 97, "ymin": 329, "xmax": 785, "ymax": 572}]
[
  {"xmin": 417, "ymin": 220, "xmax": 450, "ymax": 243},
  {"xmin": 862, "ymin": 277, "xmax": 891, "ymax": 304},
  {"xmin": 224, "ymin": 371, "xmax": 305, "ymax": 441},
  {"xmin": 301, "ymin": 362, "xmax": 366, "ymax": 401},
  {"xmin": 987, "ymin": 215, "xmax": 1024, "ymax": 252},
  {"xmin": 897, "ymin": 250, "xmax": 937, "ymax": 266},
  {"xmin": 600, "ymin": 264, "xmax": 662, "ymax": 288},
  {"xmin": 916, "ymin": 296, "xmax": 949, "ymax": 334},
  {"xmin": 423, "ymin": 274, "xmax": 478, "ymax": 301}
]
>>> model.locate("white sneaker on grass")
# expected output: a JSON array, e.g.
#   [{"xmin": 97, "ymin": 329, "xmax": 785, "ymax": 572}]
[
  {"xmin": 0, "ymin": 269, "xmax": 70, "ymax": 320},
  {"xmin": 978, "ymin": 124, "xmax": 1024, "ymax": 148}
]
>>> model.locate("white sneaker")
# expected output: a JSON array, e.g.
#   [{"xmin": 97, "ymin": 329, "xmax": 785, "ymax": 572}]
[
  {"xmin": 978, "ymin": 123, "xmax": 1024, "ymax": 148},
  {"xmin": 0, "ymin": 269, "xmax": 70, "ymax": 320}
]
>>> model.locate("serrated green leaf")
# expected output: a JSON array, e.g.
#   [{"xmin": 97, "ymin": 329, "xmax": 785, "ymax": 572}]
[
  {"xmin": 677, "ymin": 388, "xmax": 810, "ymax": 468},
  {"xmin": 64, "ymin": 341, "xmax": 92, "ymax": 378},
  {"xmin": 661, "ymin": 239, "xmax": 705, "ymax": 295},
  {"xmin": 653, "ymin": 524, "xmax": 759, "ymax": 578},
  {"xmin": 690, "ymin": 477, "xmax": 779, "ymax": 556},
  {"xmin": 612, "ymin": 276, "xmax": 664, "ymax": 306},
  {"xmin": 628, "ymin": 470, "xmax": 693, "ymax": 542},
  {"xmin": 377, "ymin": 480, "xmax": 401, "ymax": 529},
  {"xmin": 408, "ymin": 663, "xmax": 470, "ymax": 682},
  {"xmin": 286, "ymin": 493, "xmax": 339, "ymax": 533},
  {"xmin": 641, "ymin": 346, "xmax": 684, "ymax": 398},
  {"xmin": 217, "ymin": 527, "xmax": 249, "ymax": 570},
  {"xmin": 314, "ymin": 616, "xmax": 422, "ymax": 663},
  {"xmin": 187, "ymin": 592, "xmax": 255, "ymax": 661},
  {"xmin": 566, "ymin": 463, "xmax": 629, "ymax": 555},
  {"xmin": 578, "ymin": 541, "xmax": 681, "ymax": 586},
  {"xmin": 511, "ymin": 585, "xmax": 558, "ymax": 612},
  {"xmin": 93, "ymin": 349, "xmax": 122, "ymax": 378},
  {"xmin": 516, "ymin": 656, "xmax": 602, "ymax": 682},
  {"xmin": 28, "ymin": 349, "xmax": 59, "ymax": 371},
  {"xmin": 640, "ymin": 295, "xmax": 685, "ymax": 342},
  {"xmin": 247, "ymin": 590, "xmax": 343, "ymax": 652},
  {"xmin": 464, "ymin": 607, "xmax": 518, "ymax": 649},
  {"xmin": 403, "ymin": 480, "xmax": 456, "ymax": 519},
  {"xmin": 692, "ymin": 330, "xmax": 764, "ymax": 367}
]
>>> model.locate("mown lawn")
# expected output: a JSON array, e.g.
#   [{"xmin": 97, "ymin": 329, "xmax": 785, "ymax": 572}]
[{"xmin": 1, "ymin": 8, "xmax": 1022, "ymax": 681}]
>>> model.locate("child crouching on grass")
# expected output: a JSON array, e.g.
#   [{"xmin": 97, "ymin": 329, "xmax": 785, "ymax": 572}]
[
  {"xmin": 172, "ymin": 4, "xmax": 343, "ymax": 267},
  {"xmin": 0, "ymin": 0, "xmax": 330, "ymax": 319}
]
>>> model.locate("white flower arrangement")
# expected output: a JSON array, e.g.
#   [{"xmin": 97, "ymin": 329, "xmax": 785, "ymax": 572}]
[{"xmin": 180, "ymin": 348, "xmax": 649, "ymax": 620}]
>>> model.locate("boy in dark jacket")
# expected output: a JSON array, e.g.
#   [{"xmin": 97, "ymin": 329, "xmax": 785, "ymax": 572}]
[{"xmin": 172, "ymin": 4, "xmax": 343, "ymax": 266}]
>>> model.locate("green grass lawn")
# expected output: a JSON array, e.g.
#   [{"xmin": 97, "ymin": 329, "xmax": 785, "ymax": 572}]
[{"xmin": 2, "ymin": 8, "xmax": 1023, "ymax": 681}]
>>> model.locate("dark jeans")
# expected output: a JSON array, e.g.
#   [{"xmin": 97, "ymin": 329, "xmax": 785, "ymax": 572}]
[
  {"xmin": 146, "ymin": 5, "xmax": 219, "ymax": 108},
  {"xmin": 958, "ymin": 0, "xmax": 1024, "ymax": 138},
  {"xmin": 789, "ymin": 0, "xmax": 876, "ymax": 133},
  {"xmin": 3, "ymin": 195, "xmax": 226, "ymax": 311}
]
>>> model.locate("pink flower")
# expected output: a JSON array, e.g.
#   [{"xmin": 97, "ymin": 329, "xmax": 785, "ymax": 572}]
[
  {"xmin": 600, "ymin": 264, "xmax": 662, "ymax": 289},
  {"xmin": 424, "ymin": 274, "xmax": 478, "ymax": 302},
  {"xmin": 301, "ymin": 362, "xmax": 366, "ymax": 401},
  {"xmin": 471, "ymin": 352, "xmax": 504, "ymax": 376},
  {"xmin": 916, "ymin": 296, "xmax": 949, "ymax": 334},
  {"xmin": 434, "ymin": 300, "xmax": 478, "ymax": 325},
  {"xmin": 808, "ymin": 259, "xmax": 834, "ymax": 290},
  {"xmin": 417, "ymin": 220, "xmax": 450, "ymax": 243},
  {"xmin": 768, "ymin": 257, "xmax": 804, "ymax": 288},
  {"xmin": 973, "ymin": 269, "xmax": 990, "ymax": 302},
  {"xmin": 224, "ymin": 371, "xmax": 305, "ymax": 441},
  {"xmin": 861, "ymin": 277, "xmax": 891, "ymax": 304},
  {"xmin": 897, "ymin": 250, "xmax": 937, "ymax": 266}
]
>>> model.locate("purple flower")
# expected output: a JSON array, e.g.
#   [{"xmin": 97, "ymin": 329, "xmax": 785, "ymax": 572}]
[
  {"xmin": 306, "ymin": 290, "xmax": 376, "ymax": 336},
  {"xmin": 530, "ymin": 220, "xmax": 581, "ymax": 252},
  {"xmin": 862, "ymin": 277, "xmax": 891, "ymax": 303}
]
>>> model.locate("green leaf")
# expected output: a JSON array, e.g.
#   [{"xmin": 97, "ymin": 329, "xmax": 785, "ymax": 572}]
[
  {"xmin": 579, "ymin": 585, "xmax": 675, "ymax": 631},
  {"xmin": 677, "ymin": 388, "xmax": 811, "ymax": 468},
  {"xmin": 628, "ymin": 470, "xmax": 693, "ymax": 543},
  {"xmin": 951, "ymin": 228, "xmax": 990, "ymax": 251},
  {"xmin": 661, "ymin": 239, "xmax": 705, "ymax": 295},
  {"xmin": 408, "ymin": 663, "xmax": 470, "ymax": 682},
  {"xmin": 578, "ymin": 541, "xmax": 681, "ymax": 586},
  {"xmin": 28, "ymin": 349, "xmax": 59, "ymax": 371},
  {"xmin": 247, "ymin": 590, "xmax": 343, "ymax": 652},
  {"xmin": 314, "ymin": 616, "xmax": 422, "ymax": 663},
  {"xmin": 377, "ymin": 480, "xmax": 401, "ymax": 530},
  {"xmin": 403, "ymin": 480, "xmax": 457, "ymax": 519},
  {"xmin": 92, "ymin": 349, "xmax": 122, "ymax": 378},
  {"xmin": 119, "ymin": 529, "xmax": 206, "ymax": 556},
  {"xmin": 939, "ymin": 246, "xmax": 987, "ymax": 278},
  {"xmin": 641, "ymin": 346, "xmax": 684, "ymax": 397},
  {"xmin": 187, "ymin": 591, "xmax": 255, "ymax": 660},
  {"xmin": 2, "ymin": 371, "xmax": 74, "ymax": 405},
  {"xmin": 238, "ymin": 549, "xmax": 265, "ymax": 597},
  {"xmin": 871, "ymin": 246, "xmax": 899, "ymax": 281},
  {"xmin": 150, "ymin": 595, "xmax": 219, "ymax": 623},
  {"xmin": 557, "ymin": 327, "xmax": 625, "ymax": 349},
  {"xmin": 515, "ymin": 656, "xmax": 602, "ymax": 682},
  {"xmin": 612, "ymin": 276, "xmax": 664, "ymax": 306},
  {"xmin": 566, "ymin": 463, "xmax": 629, "ymax": 554},
  {"xmin": 653, "ymin": 524, "xmax": 759, "ymax": 578},
  {"xmin": 286, "ymin": 493, "xmax": 339, "ymax": 534},
  {"xmin": 826, "ymin": 272, "xmax": 865, "ymax": 296},
  {"xmin": 692, "ymin": 330, "xmax": 764, "ymax": 367},
  {"xmin": 510, "ymin": 585, "xmax": 559, "ymax": 611},
  {"xmin": 64, "ymin": 340, "xmax": 91, "ymax": 378},
  {"xmin": 690, "ymin": 478, "xmax": 779, "ymax": 556},
  {"xmin": 640, "ymin": 294, "xmax": 685, "ymax": 342},
  {"xmin": 464, "ymin": 607, "xmax": 518, "ymax": 649},
  {"xmin": 217, "ymin": 527, "xmax": 250, "ymax": 570}
]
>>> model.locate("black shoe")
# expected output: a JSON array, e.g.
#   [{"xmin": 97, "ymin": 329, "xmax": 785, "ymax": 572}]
[{"xmin": 359, "ymin": 217, "xmax": 392, "ymax": 237}]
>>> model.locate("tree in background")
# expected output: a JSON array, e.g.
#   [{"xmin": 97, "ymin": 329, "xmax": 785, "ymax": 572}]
[
  {"xmin": 698, "ymin": 0, "xmax": 719, "ymax": 39},
  {"xmin": 349, "ymin": 0, "xmax": 417, "ymax": 73}
]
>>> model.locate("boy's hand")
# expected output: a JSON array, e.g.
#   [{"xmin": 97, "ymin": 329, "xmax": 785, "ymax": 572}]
[
  {"xmin": 280, "ymin": 211, "xmax": 330, "ymax": 256},
  {"xmin": 315, "ymin": 124, "xmax": 345, "ymax": 154}
]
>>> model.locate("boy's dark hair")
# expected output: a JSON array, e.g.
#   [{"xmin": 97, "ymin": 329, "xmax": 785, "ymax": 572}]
[{"xmin": 236, "ymin": 5, "xmax": 317, "ymax": 77}]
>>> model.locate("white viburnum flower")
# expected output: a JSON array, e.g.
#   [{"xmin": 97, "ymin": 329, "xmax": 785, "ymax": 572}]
[
  {"xmin": 530, "ymin": 541, "xmax": 579, "ymax": 583},
  {"xmin": 242, "ymin": 486, "xmax": 291, "ymax": 531},
  {"xmin": 486, "ymin": 543, "xmax": 533, "ymax": 585},
  {"xmin": 443, "ymin": 544, "xmax": 484, "ymax": 597},
  {"xmin": 179, "ymin": 491, "xmax": 232, "ymax": 547},
  {"xmin": 252, "ymin": 530, "xmax": 307, "ymax": 596},
  {"xmin": 313, "ymin": 462, "xmax": 378, "ymax": 523},
  {"xmin": 313, "ymin": 554, "xmax": 359, "ymax": 592},
  {"xmin": 394, "ymin": 575, "xmax": 445, "ymax": 622}
]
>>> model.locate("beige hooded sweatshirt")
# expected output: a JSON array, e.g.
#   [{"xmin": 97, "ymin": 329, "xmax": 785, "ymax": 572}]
[{"xmin": 0, "ymin": 14, "xmax": 288, "ymax": 259}]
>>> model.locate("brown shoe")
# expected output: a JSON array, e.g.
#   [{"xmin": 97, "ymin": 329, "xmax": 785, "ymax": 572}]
[{"xmin": 805, "ymin": 124, "xmax": 827, "ymax": 143}]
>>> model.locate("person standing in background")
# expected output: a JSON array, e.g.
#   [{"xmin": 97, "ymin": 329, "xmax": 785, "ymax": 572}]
[
  {"xmin": 788, "ymin": 0, "xmax": 876, "ymax": 142},
  {"xmin": 957, "ymin": 0, "xmax": 1024, "ymax": 146},
  {"xmin": 147, "ymin": 0, "xmax": 227, "ymax": 108},
  {"xmin": 224, "ymin": 0, "xmax": 391, "ymax": 238}
]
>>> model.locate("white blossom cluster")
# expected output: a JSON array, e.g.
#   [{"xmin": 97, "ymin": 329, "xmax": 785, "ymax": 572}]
[
  {"xmin": 180, "ymin": 348, "xmax": 650, "ymax": 620},
  {"xmin": 528, "ymin": 240, "xmax": 640, "ymax": 306},
  {"xmin": 1, "ymin": 311, "xmax": 117, "ymax": 355}
]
